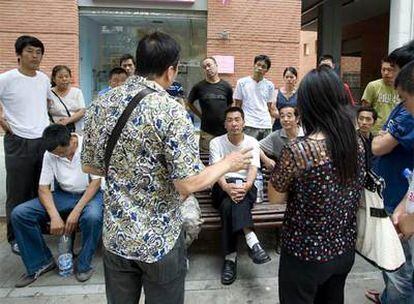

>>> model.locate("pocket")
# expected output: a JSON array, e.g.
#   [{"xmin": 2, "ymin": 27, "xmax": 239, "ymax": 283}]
[
  {"xmin": 4, "ymin": 134, "xmax": 24, "ymax": 156},
  {"xmin": 144, "ymin": 232, "xmax": 186, "ymax": 284}
]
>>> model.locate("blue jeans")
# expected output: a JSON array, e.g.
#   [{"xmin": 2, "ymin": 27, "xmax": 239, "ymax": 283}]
[
  {"xmin": 381, "ymin": 239, "xmax": 414, "ymax": 304},
  {"xmin": 11, "ymin": 188, "xmax": 103, "ymax": 275}
]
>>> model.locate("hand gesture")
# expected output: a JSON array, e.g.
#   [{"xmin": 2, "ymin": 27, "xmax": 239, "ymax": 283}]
[
  {"xmin": 50, "ymin": 215, "xmax": 65, "ymax": 235},
  {"xmin": 225, "ymin": 182, "xmax": 247, "ymax": 203},
  {"xmin": 65, "ymin": 208, "xmax": 81, "ymax": 235},
  {"xmin": 224, "ymin": 147, "xmax": 253, "ymax": 172}
]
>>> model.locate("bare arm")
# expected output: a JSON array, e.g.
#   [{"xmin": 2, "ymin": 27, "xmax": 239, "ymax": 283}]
[
  {"xmin": 260, "ymin": 149, "xmax": 275, "ymax": 170},
  {"xmin": 372, "ymin": 131, "xmax": 399, "ymax": 156},
  {"xmin": 268, "ymin": 102, "xmax": 278, "ymax": 119},
  {"xmin": 67, "ymin": 108, "xmax": 86, "ymax": 124},
  {"xmin": 187, "ymin": 102, "xmax": 202, "ymax": 118},
  {"xmin": 83, "ymin": 165, "xmax": 105, "ymax": 177},
  {"xmin": 173, "ymin": 148, "xmax": 252, "ymax": 198},
  {"xmin": 38, "ymin": 185, "xmax": 65, "ymax": 235},
  {"xmin": 65, "ymin": 178, "xmax": 101, "ymax": 234},
  {"xmin": 0, "ymin": 103, "xmax": 12, "ymax": 134}
]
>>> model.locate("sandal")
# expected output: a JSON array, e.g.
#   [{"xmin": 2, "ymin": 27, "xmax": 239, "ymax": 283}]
[{"xmin": 365, "ymin": 289, "xmax": 381, "ymax": 303}]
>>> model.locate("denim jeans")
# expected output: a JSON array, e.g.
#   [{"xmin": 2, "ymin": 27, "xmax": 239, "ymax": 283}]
[
  {"xmin": 11, "ymin": 188, "xmax": 103, "ymax": 275},
  {"xmin": 381, "ymin": 239, "xmax": 414, "ymax": 304}
]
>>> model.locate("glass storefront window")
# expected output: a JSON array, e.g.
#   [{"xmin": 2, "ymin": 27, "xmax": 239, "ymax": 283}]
[{"xmin": 79, "ymin": 8, "xmax": 207, "ymax": 105}]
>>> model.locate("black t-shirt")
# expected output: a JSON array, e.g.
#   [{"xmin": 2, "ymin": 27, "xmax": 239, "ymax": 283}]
[{"xmin": 188, "ymin": 79, "xmax": 233, "ymax": 136}]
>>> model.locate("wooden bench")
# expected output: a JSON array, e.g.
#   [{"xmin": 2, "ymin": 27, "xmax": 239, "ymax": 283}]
[{"xmin": 195, "ymin": 153, "xmax": 286, "ymax": 230}]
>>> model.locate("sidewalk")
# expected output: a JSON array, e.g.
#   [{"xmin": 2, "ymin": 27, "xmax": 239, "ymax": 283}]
[{"xmin": 0, "ymin": 230, "xmax": 383, "ymax": 304}]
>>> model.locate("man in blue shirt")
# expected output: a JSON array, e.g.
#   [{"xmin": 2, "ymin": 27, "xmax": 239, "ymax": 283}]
[{"xmin": 369, "ymin": 40, "xmax": 414, "ymax": 304}]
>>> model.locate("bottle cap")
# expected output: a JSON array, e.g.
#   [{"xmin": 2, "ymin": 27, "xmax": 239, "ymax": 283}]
[{"xmin": 403, "ymin": 168, "xmax": 413, "ymax": 179}]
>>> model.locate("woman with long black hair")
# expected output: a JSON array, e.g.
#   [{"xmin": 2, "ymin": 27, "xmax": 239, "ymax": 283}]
[{"xmin": 270, "ymin": 66, "xmax": 366, "ymax": 304}]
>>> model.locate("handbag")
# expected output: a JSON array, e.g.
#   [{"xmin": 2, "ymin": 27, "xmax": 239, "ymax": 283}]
[
  {"xmin": 356, "ymin": 151, "xmax": 406, "ymax": 272},
  {"xmin": 50, "ymin": 90, "xmax": 76, "ymax": 132}
]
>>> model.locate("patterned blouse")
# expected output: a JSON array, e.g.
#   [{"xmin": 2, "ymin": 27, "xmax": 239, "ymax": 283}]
[
  {"xmin": 81, "ymin": 76, "xmax": 204, "ymax": 263},
  {"xmin": 271, "ymin": 138, "xmax": 365, "ymax": 262}
]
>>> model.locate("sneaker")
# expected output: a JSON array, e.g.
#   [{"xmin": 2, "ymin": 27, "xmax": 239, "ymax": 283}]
[
  {"xmin": 15, "ymin": 260, "xmax": 56, "ymax": 288},
  {"xmin": 75, "ymin": 268, "xmax": 94, "ymax": 282},
  {"xmin": 11, "ymin": 242, "xmax": 20, "ymax": 255}
]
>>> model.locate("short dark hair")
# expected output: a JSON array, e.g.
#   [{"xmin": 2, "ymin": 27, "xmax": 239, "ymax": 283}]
[
  {"xmin": 388, "ymin": 40, "xmax": 414, "ymax": 69},
  {"xmin": 15, "ymin": 35, "xmax": 45, "ymax": 55},
  {"xmin": 381, "ymin": 56, "xmax": 391, "ymax": 65},
  {"xmin": 279, "ymin": 104, "xmax": 299, "ymax": 117},
  {"xmin": 318, "ymin": 54, "xmax": 334, "ymax": 65},
  {"xmin": 357, "ymin": 106, "xmax": 378, "ymax": 122},
  {"xmin": 119, "ymin": 54, "xmax": 136, "ymax": 66},
  {"xmin": 201, "ymin": 56, "xmax": 217, "ymax": 67},
  {"xmin": 51, "ymin": 65, "xmax": 72, "ymax": 87},
  {"xmin": 283, "ymin": 66, "xmax": 298, "ymax": 78},
  {"xmin": 42, "ymin": 124, "xmax": 71, "ymax": 152},
  {"xmin": 109, "ymin": 67, "xmax": 127, "ymax": 80},
  {"xmin": 136, "ymin": 32, "xmax": 181, "ymax": 78},
  {"xmin": 225, "ymin": 106, "xmax": 244, "ymax": 120},
  {"xmin": 254, "ymin": 55, "xmax": 271, "ymax": 70},
  {"xmin": 395, "ymin": 60, "xmax": 414, "ymax": 95}
]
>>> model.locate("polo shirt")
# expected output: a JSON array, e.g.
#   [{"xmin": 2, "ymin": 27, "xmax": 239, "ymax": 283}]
[{"xmin": 39, "ymin": 134, "xmax": 100, "ymax": 193}]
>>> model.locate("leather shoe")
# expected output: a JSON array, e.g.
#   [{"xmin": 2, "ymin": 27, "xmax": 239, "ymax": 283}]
[
  {"xmin": 221, "ymin": 259, "xmax": 237, "ymax": 285},
  {"xmin": 248, "ymin": 243, "xmax": 271, "ymax": 264}
]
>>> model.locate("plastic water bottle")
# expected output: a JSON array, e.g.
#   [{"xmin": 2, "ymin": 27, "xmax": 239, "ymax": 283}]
[
  {"xmin": 255, "ymin": 171, "xmax": 264, "ymax": 203},
  {"xmin": 402, "ymin": 168, "xmax": 414, "ymax": 214},
  {"xmin": 58, "ymin": 235, "xmax": 73, "ymax": 277}
]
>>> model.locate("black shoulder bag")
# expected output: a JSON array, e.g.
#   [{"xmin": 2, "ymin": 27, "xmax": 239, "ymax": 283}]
[
  {"xmin": 104, "ymin": 88, "xmax": 155, "ymax": 175},
  {"xmin": 50, "ymin": 90, "xmax": 76, "ymax": 132}
]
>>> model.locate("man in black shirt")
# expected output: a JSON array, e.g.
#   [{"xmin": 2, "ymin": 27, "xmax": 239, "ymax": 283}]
[{"xmin": 188, "ymin": 57, "xmax": 233, "ymax": 153}]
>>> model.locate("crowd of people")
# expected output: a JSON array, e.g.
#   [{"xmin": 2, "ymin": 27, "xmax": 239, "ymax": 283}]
[{"xmin": 0, "ymin": 32, "xmax": 413, "ymax": 304}]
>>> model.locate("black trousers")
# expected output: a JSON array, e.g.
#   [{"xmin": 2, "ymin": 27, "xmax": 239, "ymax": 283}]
[
  {"xmin": 4, "ymin": 133, "xmax": 44, "ymax": 243},
  {"xmin": 103, "ymin": 231, "xmax": 186, "ymax": 304},
  {"xmin": 279, "ymin": 250, "xmax": 355, "ymax": 304},
  {"xmin": 212, "ymin": 180, "xmax": 257, "ymax": 255}
]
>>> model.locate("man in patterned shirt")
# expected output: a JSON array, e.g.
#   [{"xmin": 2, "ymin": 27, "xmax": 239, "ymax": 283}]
[{"xmin": 81, "ymin": 32, "xmax": 252, "ymax": 304}]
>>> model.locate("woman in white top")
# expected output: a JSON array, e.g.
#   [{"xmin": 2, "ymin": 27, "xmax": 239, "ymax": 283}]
[{"xmin": 49, "ymin": 65, "xmax": 85, "ymax": 134}]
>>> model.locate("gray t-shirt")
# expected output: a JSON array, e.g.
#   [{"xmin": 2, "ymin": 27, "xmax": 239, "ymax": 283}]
[{"xmin": 259, "ymin": 127, "xmax": 305, "ymax": 158}]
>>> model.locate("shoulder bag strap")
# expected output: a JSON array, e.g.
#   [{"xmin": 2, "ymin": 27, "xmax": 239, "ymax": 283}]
[
  {"xmin": 104, "ymin": 87, "xmax": 155, "ymax": 175},
  {"xmin": 51, "ymin": 90, "xmax": 72, "ymax": 117}
]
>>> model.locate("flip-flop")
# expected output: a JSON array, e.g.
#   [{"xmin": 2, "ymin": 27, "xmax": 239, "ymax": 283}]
[{"xmin": 365, "ymin": 289, "xmax": 381, "ymax": 303}]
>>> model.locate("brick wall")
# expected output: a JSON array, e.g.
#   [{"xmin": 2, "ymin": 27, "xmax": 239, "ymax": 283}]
[
  {"xmin": 0, "ymin": 0, "xmax": 79, "ymax": 84},
  {"xmin": 207, "ymin": 0, "xmax": 301, "ymax": 88},
  {"xmin": 299, "ymin": 30, "xmax": 317, "ymax": 81},
  {"xmin": 343, "ymin": 14, "xmax": 389, "ymax": 90}
]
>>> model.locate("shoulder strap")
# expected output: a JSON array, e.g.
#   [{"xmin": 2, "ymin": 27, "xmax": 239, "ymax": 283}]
[
  {"xmin": 104, "ymin": 87, "xmax": 155, "ymax": 174},
  {"xmin": 51, "ymin": 90, "xmax": 71, "ymax": 117}
]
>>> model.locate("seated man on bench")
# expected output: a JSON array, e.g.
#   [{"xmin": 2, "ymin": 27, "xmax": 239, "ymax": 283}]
[
  {"xmin": 210, "ymin": 106, "xmax": 271, "ymax": 286},
  {"xmin": 11, "ymin": 124, "xmax": 103, "ymax": 287}
]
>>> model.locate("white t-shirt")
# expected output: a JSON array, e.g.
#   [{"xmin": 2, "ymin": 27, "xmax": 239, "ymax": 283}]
[
  {"xmin": 49, "ymin": 87, "xmax": 86, "ymax": 134},
  {"xmin": 39, "ymin": 134, "xmax": 100, "ymax": 193},
  {"xmin": 0, "ymin": 69, "xmax": 51, "ymax": 138},
  {"xmin": 209, "ymin": 134, "xmax": 261, "ymax": 179},
  {"xmin": 233, "ymin": 76, "xmax": 276, "ymax": 129}
]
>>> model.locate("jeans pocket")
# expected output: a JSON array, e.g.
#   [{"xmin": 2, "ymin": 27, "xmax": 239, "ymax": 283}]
[{"xmin": 144, "ymin": 232, "xmax": 186, "ymax": 284}]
